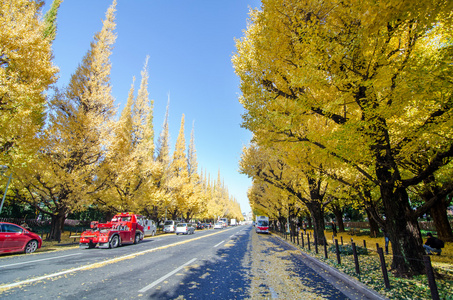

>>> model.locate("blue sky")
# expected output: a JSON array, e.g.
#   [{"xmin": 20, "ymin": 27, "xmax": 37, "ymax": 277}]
[{"xmin": 42, "ymin": 0, "xmax": 261, "ymax": 214}]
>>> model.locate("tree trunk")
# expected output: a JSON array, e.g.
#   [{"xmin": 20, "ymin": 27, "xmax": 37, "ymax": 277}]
[
  {"xmin": 337, "ymin": 216, "xmax": 345, "ymax": 233},
  {"xmin": 185, "ymin": 210, "xmax": 193, "ymax": 222},
  {"xmin": 382, "ymin": 185, "xmax": 425, "ymax": 276},
  {"xmin": 332, "ymin": 204, "xmax": 345, "ymax": 232},
  {"xmin": 306, "ymin": 201, "xmax": 326, "ymax": 245},
  {"xmin": 278, "ymin": 216, "xmax": 286, "ymax": 233},
  {"xmin": 365, "ymin": 208, "xmax": 380, "ymax": 237},
  {"xmin": 368, "ymin": 113, "xmax": 425, "ymax": 277},
  {"xmin": 307, "ymin": 216, "xmax": 312, "ymax": 229},
  {"xmin": 144, "ymin": 205, "xmax": 159, "ymax": 221},
  {"xmin": 47, "ymin": 210, "xmax": 66, "ymax": 242},
  {"xmin": 170, "ymin": 208, "xmax": 179, "ymax": 221},
  {"xmin": 418, "ymin": 176, "xmax": 453, "ymax": 242},
  {"xmin": 430, "ymin": 197, "xmax": 453, "ymax": 242}
]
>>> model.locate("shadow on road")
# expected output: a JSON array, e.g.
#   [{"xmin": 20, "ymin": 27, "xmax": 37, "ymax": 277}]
[{"xmin": 147, "ymin": 227, "xmax": 253, "ymax": 299}]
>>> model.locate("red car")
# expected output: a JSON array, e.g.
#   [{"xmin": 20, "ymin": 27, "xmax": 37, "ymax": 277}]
[{"xmin": 0, "ymin": 222, "xmax": 42, "ymax": 254}]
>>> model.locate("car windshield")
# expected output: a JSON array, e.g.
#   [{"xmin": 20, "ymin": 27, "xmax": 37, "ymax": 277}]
[
  {"xmin": 257, "ymin": 220, "xmax": 269, "ymax": 226},
  {"xmin": 177, "ymin": 223, "xmax": 187, "ymax": 227},
  {"xmin": 164, "ymin": 221, "xmax": 173, "ymax": 225}
]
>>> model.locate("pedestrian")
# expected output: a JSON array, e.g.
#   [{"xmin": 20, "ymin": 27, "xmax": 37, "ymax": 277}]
[
  {"xmin": 384, "ymin": 230, "xmax": 390, "ymax": 255},
  {"xmin": 331, "ymin": 221, "xmax": 337, "ymax": 236},
  {"xmin": 423, "ymin": 232, "xmax": 444, "ymax": 255},
  {"xmin": 302, "ymin": 222, "xmax": 307, "ymax": 235}
]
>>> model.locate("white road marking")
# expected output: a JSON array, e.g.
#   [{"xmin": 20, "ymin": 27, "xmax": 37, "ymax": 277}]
[
  {"xmin": 138, "ymin": 258, "xmax": 197, "ymax": 293},
  {"xmin": 0, "ymin": 253, "xmax": 82, "ymax": 269},
  {"xmin": 214, "ymin": 240, "xmax": 225, "ymax": 248}
]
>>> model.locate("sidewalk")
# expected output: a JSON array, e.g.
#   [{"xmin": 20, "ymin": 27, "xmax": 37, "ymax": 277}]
[
  {"xmin": 250, "ymin": 230, "xmax": 386, "ymax": 300},
  {"xmin": 271, "ymin": 233, "xmax": 388, "ymax": 300}
]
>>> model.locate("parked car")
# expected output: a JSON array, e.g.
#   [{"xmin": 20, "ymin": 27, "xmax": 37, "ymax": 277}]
[
  {"xmin": 142, "ymin": 219, "xmax": 157, "ymax": 236},
  {"xmin": 163, "ymin": 220, "xmax": 179, "ymax": 233},
  {"xmin": 175, "ymin": 223, "xmax": 195, "ymax": 235},
  {"xmin": 214, "ymin": 222, "xmax": 223, "ymax": 229},
  {"xmin": 0, "ymin": 222, "xmax": 42, "ymax": 254},
  {"xmin": 196, "ymin": 223, "xmax": 204, "ymax": 230}
]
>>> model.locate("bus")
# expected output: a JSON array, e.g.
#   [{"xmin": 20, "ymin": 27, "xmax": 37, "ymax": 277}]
[{"xmin": 255, "ymin": 216, "xmax": 269, "ymax": 234}]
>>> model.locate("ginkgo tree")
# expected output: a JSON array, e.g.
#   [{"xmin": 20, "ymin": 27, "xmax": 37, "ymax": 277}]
[
  {"xmin": 240, "ymin": 142, "xmax": 334, "ymax": 244},
  {"xmin": 0, "ymin": 0, "xmax": 58, "ymax": 168},
  {"xmin": 184, "ymin": 124, "xmax": 204, "ymax": 220},
  {"xmin": 234, "ymin": 0, "xmax": 453, "ymax": 276},
  {"xmin": 97, "ymin": 57, "xmax": 159, "ymax": 214},
  {"xmin": 13, "ymin": 0, "xmax": 117, "ymax": 241},
  {"xmin": 166, "ymin": 114, "xmax": 191, "ymax": 219},
  {"xmin": 2, "ymin": 0, "xmax": 245, "ymax": 232}
]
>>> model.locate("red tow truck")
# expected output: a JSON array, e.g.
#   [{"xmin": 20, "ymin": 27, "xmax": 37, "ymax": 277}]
[{"xmin": 79, "ymin": 212, "xmax": 145, "ymax": 249}]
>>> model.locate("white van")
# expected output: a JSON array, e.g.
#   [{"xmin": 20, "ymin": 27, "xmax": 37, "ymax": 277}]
[
  {"xmin": 163, "ymin": 220, "xmax": 179, "ymax": 233},
  {"xmin": 219, "ymin": 218, "xmax": 228, "ymax": 228}
]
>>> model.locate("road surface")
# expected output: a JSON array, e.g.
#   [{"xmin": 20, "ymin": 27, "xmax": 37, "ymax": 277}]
[{"xmin": 0, "ymin": 225, "xmax": 384, "ymax": 299}]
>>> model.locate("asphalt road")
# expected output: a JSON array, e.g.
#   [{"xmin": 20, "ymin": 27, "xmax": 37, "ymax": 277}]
[{"xmin": 0, "ymin": 225, "xmax": 384, "ymax": 299}]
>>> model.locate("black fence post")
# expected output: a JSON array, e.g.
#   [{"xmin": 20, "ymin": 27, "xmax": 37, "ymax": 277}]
[
  {"xmin": 340, "ymin": 236, "xmax": 343, "ymax": 245},
  {"xmin": 377, "ymin": 247, "xmax": 391, "ymax": 289},
  {"xmin": 297, "ymin": 230, "xmax": 299, "ymax": 246},
  {"xmin": 363, "ymin": 240, "xmax": 367, "ymax": 249},
  {"xmin": 352, "ymin": 242, "xmax": 360, "ymax": 274},
  {"xmin": 301, "ymin": 233, "xmax": 304, "ymax": 248},
  {"xmin": 324, "ymin": 237, "xmax": 328, "ymax": 259},
  {"xmin": 307, "ymin": 234, "xmax": 311, "ymax": 251},
  {"xmin": 423, "ymin": 255, "xmax": 440, "ymax": 300},
  {"xmin": 314, "ymin": 234, "xmax": 318, "ymax": 254},
  {"xmin": 335, "ymin": 239, "xmax": 341, "ymax": 265}
]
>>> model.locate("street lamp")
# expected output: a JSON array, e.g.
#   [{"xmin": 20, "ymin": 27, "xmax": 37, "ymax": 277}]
[{"xmin": 0, "ymin": 165, "xmax": 12, "ymax": 214}]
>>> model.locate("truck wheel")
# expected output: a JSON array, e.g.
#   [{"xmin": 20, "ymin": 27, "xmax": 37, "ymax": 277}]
[
  {"xmin": 134, "ymin": 233, "xmax": 141, "ymax": 244},
  {"xmin": 109, "ymin": 235, "xmax": 119, "ymax": 248}
]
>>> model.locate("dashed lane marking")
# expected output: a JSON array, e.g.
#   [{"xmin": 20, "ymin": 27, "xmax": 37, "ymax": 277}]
[{"xmin": 138, "ymin": 258, "xmax": 197, "ymax": 293}]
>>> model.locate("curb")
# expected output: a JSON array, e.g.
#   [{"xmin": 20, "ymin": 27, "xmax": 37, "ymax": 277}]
[{"xmin": 273, "ymin": 234, "xmax": 389, "ymax": 300}]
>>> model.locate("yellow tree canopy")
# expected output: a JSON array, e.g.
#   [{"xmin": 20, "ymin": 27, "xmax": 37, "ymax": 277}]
[
  {"xmin": 0, "ymin": 0, "xmax": 58, "ymax": 167},
  {"xmin": 233, "ymin": 0, "xmax": 453, "ymax": 276},
  {"xmin": 13, "ymin": 0, "xmax": 117, "ymax": 241}
]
